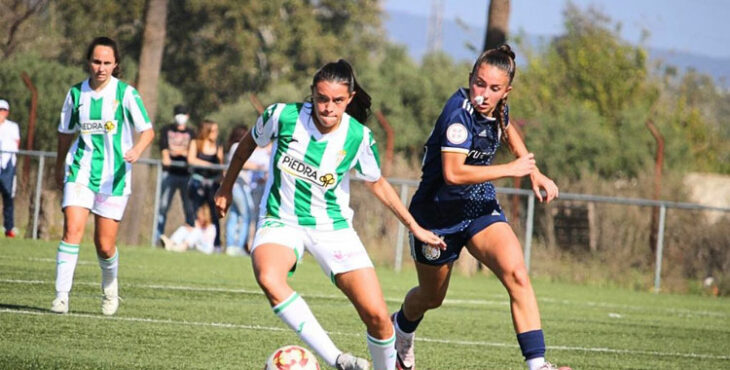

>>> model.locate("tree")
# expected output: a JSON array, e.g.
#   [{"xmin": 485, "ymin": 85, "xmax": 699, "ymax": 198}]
[
  {"xmin": 483, "ymin": 0, "xmax": 510, "ymax": 52},
  {"xmin": 119, "ymin": 0, "xmax": 168, "ymax": 246},
  {"xmin": 0, "ymin": 0, "xmax": 49, "ymax": 59}
]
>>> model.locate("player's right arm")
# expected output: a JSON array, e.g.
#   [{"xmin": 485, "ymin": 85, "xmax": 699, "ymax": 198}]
[
  {"xmin": 439, "ymin": 109, "xmax": 535, "ymax": 185},
  {"xmin": 442, "ymin": 151, "xmax": 535, "ymax": 185},
  {"xmin": 215, "ymin": 104, "xmax": 279, "ymax": 217},
  {"xmin": 56, "ymin": 90, "xmax": 77, "ymax": 190}
]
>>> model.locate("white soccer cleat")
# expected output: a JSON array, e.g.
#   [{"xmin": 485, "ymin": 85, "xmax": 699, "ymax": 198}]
[
  {"xmin": 101, "ymin": 278, "xmax": 119, "ymax": 316},
  {"xmin": 538, "ymin": 362, "xmax": 572, "ymax": 370},
  {"xmin": 50, "ymin": 297, "xmax": 69, "ymax": 314},
  {"xmin": 392, "ymin": 313, "xmax": 415, "ymax": 370},
  {"xmin": 335, "ymin": 352, "xmax": 370, "ymax": 370}
]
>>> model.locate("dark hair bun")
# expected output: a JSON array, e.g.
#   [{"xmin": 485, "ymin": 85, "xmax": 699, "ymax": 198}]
[{"xmin": 497, "ymin": 44, "xmax": 515, "ymax": 61}]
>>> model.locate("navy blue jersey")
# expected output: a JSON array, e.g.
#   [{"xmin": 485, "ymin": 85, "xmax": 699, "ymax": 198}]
[{"xmin": 410, "ymin": 88, "xmax": 509, "ymax": 230}]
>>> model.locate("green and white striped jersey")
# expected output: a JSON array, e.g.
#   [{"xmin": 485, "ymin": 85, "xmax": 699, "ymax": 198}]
[
  {"xmin": 252, "ymin": 102, "xmax": 381, "ymax": 230},
  {"xmin": 58, "ymin": 77, "xmax": 152, "ymax": 196}
]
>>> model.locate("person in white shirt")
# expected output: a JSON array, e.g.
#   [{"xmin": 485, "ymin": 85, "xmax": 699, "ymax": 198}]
[
  {"xmin": 160, "ymin": 203, "xmax": 217, "ymax": 255},
  {"xmin": 0, "ymin": 99, "xmax": 20, "ymax": 238}
]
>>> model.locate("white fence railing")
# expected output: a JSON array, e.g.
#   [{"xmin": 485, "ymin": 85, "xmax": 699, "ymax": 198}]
[{"xmin": 8, "ymin": 149, "xmax": 730, "ymax": 292}]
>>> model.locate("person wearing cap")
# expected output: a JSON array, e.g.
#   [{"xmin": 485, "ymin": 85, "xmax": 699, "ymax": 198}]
[
  {"xmin": 0, "ymin": 99, "xmax": 20, "ymax": 238},
  {"xmin": 155, "ymin": 104, "xmax": 196, "ymax": 244}
]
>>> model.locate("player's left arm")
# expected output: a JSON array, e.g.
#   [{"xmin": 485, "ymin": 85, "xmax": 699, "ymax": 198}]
[
  {"xmin": 124, "ymin": 128, "xmax": 155, "ymax": 163},
  {"xmin": 504, "ymin": 124, "xmax": 558, "ymax": 203},
  {"xmin": 123, "ymin": 87, "xmax": 155, "ymax": 163},
  {"xmin": 364, "ymin": 177, "xmax": 446, "ymax": 250}
]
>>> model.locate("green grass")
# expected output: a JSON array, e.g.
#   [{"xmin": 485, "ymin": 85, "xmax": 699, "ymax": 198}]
[{"xmin": 1, "ymin": 239, "xmax": 729, "ymax": 369}]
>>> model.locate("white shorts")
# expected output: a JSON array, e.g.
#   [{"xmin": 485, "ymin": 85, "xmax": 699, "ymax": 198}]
[
  {"xmin": 251, "ymin": 218, "xmax": 373, "ymax": 279},
  {"xmin": 62, "ymin": 182, "xmax": 129, "ymax": 221}
]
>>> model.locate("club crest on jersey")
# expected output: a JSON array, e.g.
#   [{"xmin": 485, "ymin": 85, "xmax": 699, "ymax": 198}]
[
  {"xmin": 279, "ymin": 154, "xmax": 337, "ymax": 188},
  {"xmin": 446, "ymin": 123, "xmax": 468, "ymax": 144},
  {"xmin": 80, "ymin": 120, "xmax": 118, "ymax": 135},
  {"xmin": 336, "ymin": 150, "xmax": 347, "ymax": 166}
]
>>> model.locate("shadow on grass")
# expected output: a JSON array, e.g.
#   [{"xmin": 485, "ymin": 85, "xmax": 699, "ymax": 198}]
[{"xmin": 0, "ymin": 302, "xmax": 49, "ymax": 313}]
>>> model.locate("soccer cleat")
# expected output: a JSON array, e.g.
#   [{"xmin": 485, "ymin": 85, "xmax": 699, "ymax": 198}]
[
  {"xmin": 335, "ymin": 352, "xmax": 370, "ymax": 370},
  {"xmin": 51, "ymin": 297, "xmax": 69, "ymax": 314},
  {"xmin": 101, "ymin": 278, "xmax": 119, "ymax": 316},
  {"xmin": 5, "ymin": 229, "xmax": 16, "ymax": 238},
  {"xmin": 392, "ymin": 313, "xmax": 415, "ymax": 370},
  {"xmin": 538, "ymin": 362, "xmax": 572, "ymax": 370}
]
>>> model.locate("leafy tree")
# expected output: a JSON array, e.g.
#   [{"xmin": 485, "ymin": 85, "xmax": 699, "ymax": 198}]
[{"xmin": 0, "ymin": 53, "xmax": 84, "ymax": 151}]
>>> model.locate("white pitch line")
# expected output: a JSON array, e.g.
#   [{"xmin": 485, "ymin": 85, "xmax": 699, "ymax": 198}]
[
  {"xmin": 1, "ymin": 278, "xmax": 726, "ymax": 318},
  {"xmin": 1, "ymin": 308, "xmax": 728, "ymax": 362}
]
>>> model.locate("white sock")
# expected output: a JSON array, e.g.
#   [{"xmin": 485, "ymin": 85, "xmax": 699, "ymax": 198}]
[
  {"xmin": 527, "ymin": 356, "xmax": 546, "ymax": 370},
  {"xmin": 367, "ymin": 331, "xmax": 396, "ymax": 370},
  {"xmin": 98, "ymin": 249, "xmax": 118, "ymax": 291},
  {"xmin": 55, "ymin": 241, "xmax": 79, "ymax": 298},
  {"xmin": 273, "ymin": 292, "xmax": 341, "ymax": 367}
]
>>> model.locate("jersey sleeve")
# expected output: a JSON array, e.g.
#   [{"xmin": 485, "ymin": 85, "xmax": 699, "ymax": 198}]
[
  {"xmin": 58, "ymin": 90, "xmax": 78, "ymax": 134},
  {"xmin": 123, "ymin": 86, "xmax": 153, "ymax": 132},
  {"xmin": 252, "ymin": 103, "xmax": 281, "ymax": 147},
  {"xmin": 354, "ymin": 129, "xmax": 382, "ymax": 182},
  {"xmin": 439, "ymin": 109, "xmax": 473, "ymax": 155}
]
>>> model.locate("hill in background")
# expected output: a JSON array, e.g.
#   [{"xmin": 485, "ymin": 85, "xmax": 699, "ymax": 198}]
[{"xmin": 384, "ymin": 10, "xmax": 730, "ymax": 89}]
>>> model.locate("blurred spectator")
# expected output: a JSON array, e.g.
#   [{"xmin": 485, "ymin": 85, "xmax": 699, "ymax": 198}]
[
  {"xmin": 223, "ymin": 125, "xmax": 254, "ymax": 256},
  {"xmin": 0, "ymin": 99, "xmax": 20, "ymax": 238},
  {"xmin": 187, "ymin": 119, "xmax": 223, "ymax": 250},
  {"xmin": 247, "ymin": 142, "xmax": 272, "ymax": 228},
  {"xmin": 160, "ymin": 203, "xmax": 216, "ymax": 254},
  {"xmin": 155, "ymin": 104, "xmax": 195, "ymax": 244}
]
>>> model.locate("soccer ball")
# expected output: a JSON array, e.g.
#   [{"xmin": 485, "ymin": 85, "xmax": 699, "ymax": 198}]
[{"xmin": 264, "ymin": 345, "xmax": 320, "ymax": 370}]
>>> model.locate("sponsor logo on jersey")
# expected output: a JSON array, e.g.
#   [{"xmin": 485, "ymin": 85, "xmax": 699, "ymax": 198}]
[
  {"xmin": 446, "ymin": 123, "xmax": 468, "ymax": 144},
  {"xmin": 278, "ymin": 154, "xmax": 337, "ymax": 188},
  {"xmin": 80, "ymin": 120, "xmax": 118, "ymax": 135},
  {"xmin": 467, "ymin": 149, "xmax": 489, "ymax": 160},
  {"xmin": 478, "ymin": 129, "xmax": 488, "ymax": 137}
]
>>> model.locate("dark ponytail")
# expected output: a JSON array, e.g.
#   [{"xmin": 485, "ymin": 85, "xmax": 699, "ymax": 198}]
[
  {"xmin": 311, "ymin": 59, "xmax": 372, "ymax": 123},
  {"xmin": 470, "ymin": 44, "xmax": 516, "ymax": 144}
]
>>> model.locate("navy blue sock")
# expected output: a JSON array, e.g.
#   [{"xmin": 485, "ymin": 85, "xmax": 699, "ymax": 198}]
[
  {"xmin": 395, "ymin": 308, "xmax": 423, "ymax": 333},
  {"xmin": 516, "ymin": 329, "xmax": 546, "ymax": 360}
]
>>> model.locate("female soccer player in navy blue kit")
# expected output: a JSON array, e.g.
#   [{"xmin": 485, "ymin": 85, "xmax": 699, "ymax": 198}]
[{"xmin": 391, "ymin": 45, "xmax": 569, "ymax": 370}]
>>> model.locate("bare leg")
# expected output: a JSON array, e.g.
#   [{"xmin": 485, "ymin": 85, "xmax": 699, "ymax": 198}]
[{"xmin": 466, "ymin": 222, "xmax": 541, "ymax": 333}]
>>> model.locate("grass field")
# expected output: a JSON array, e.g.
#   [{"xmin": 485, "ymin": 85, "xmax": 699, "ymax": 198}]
[{"xmin": 1, "ymin": 239, "xmax": 729, "ymax": 369}]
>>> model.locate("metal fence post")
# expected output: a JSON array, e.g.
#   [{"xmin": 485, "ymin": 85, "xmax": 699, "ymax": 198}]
[
  {"xmin": 524, "ymin": 192, "xmax": 535, "ymax": 273},
  {"xmin": 32, "ymin": 154, "xmax": 45, "ymax": 240},
  {"xmin": 394, "ymin": 183, "xmax": 409, "ymax": 272},
  {"xmin": 653, "ymin": 204, "xmax": 667, "ymax": 293},
  {"xmin": 150, "ymin": 162, "xmax": 163, "ymax": 247}
]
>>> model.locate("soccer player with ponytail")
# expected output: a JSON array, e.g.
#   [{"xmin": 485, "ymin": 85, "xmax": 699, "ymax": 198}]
[
  {"xmin": 215, "ymin": 59, "xmax": 445, "ymax": 370},
  {"xmin": 392, "ymin": 45, "xmax": 569, "ymax": 370}
]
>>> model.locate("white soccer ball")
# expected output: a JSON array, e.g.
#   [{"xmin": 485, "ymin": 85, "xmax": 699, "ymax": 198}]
[{"xmin": 264, "ymin": 345, "xmax": 320, "ymax": 370}]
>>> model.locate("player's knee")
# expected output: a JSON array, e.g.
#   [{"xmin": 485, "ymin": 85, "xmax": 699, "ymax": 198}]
[
  {"xmin": 361, "ymin": 310, "xmax": 392, "ymax": 334},
  {"xmin": 63, "ymin": 226, "xmax": 84, "ymax": 242},
  {"xmin": 423, "ymin": 294, "xmax": 446, "ymax": 310},
  {"xmin": 255, "ymin": 269, "xmax": 283, "ymax": 293},
  {"xmin": 505, "ymin": 265, "xmax": 531, "ymax": 290}
]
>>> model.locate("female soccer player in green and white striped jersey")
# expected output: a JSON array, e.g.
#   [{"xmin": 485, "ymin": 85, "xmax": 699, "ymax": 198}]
[
  {"xmin": 51, "ymin": 37, "xmax": 155, "ymax": 316},
  {"xmin": 215, "ymin": 60, "xmax": 445, "ymax": 370}
]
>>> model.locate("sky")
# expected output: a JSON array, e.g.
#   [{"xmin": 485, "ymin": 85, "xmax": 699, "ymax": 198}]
[{"xmin": 382, "ymin": 0, "xmax": 730, "ymax": 59}]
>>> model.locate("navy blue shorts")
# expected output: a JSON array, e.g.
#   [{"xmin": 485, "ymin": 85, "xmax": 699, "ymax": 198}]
[{"xmin": 410, "ymin": 205, "xmax": 507, "ymax": 265}]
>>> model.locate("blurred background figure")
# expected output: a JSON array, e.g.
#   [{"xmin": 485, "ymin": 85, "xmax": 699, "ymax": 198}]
[
  {"xmin": 0, "ymin": 99, "xmax": 20, "ymax": 238},
  {"xmin": 187, "ymin": 119, "xmax": 223, "ymax": 251},
  {"xmin": 160, "ymin": 203, "xmax": 216, "ymax": 254},
  {"xmin": 155, "ymin": 104, "xmax": 196, "ymax": 245},
  {"xmin": 224, "ymin": 124, "xmax": 254, "ymax": 256}
]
